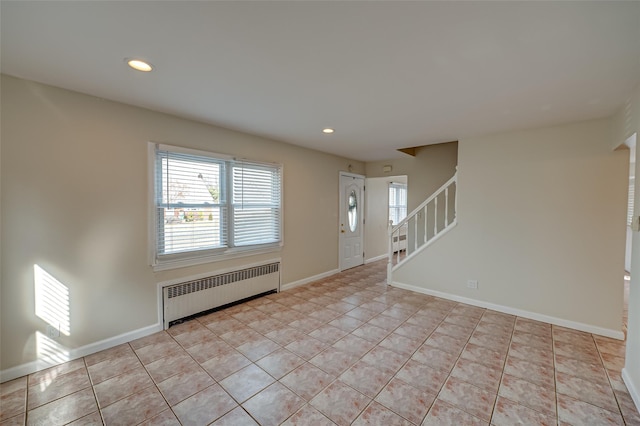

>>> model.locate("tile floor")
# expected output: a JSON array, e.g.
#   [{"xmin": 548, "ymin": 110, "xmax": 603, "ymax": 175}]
[{"xmin": 1, "ymin": 260, "xmax": 639, "ymax": 425}]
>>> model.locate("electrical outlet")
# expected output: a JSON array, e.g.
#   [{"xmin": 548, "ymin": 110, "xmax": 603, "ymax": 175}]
[
  {"xmin": 467, "ymin": 280, "xmax": 478, "ymax": 289},
  {"xmin": 46, "ymin": 324, "xmax": 60, "ymax": 339}
]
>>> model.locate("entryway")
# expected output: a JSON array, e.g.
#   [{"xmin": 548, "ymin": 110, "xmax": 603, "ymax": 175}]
[{"xmin": 339, "ymin": 173, "xmax": 365, "ymax": 271}]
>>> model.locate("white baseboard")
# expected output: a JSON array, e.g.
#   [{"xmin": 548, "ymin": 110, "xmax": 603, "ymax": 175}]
[
  {"xmin": 0, "ymin": 322, "xmax": 162, "ymax": 383},
  {"xmin": 622, "ymin": 368, "xmax": 640, "ymax": 414},
  {"xmin": 365, "ymin": 254, "xmax": 387, "ymax": 264},
  {"xmin": 281, "ymin": 269, "xmax": 340, "ymax": 291},
  {"xmin": 391, "ymin": 281, "xmax": 625, "ymax": 340}
]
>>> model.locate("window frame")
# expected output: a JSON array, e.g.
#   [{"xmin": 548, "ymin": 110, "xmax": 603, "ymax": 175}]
[
  {"xmin": 628, "ymin": 177, "xmax": 635, "ymax": 227},
  {"xmin": 148, "ymin": 143, "xmax": 283, "ymax": 271},
  {"xmin": 389, "ymin": 182, "xmax": 407, "ymax": 226}
]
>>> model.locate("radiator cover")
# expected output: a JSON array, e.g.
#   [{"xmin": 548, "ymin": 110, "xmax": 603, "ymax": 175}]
[{"xmin": 163, "ymin": 262, "xmax": 280, "ymax": 328}]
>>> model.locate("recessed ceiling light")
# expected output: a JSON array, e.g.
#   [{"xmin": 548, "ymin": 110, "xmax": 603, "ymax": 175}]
[
  {"xmin": 126, "ymin": 58, "xmax": 153, "ymax": 72},
  {"xmin": 322, "ymin": 128, "xmax": 334, "ymax": 134}
]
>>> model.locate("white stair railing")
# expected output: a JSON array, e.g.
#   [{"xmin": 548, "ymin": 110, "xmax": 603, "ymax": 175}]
[{"xmin": 387, "ymin": 173, "xmax": 457, "ymax": 283}]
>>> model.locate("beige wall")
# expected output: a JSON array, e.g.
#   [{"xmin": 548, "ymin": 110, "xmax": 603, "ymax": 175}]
[
  {"xmin": 366, "ymin": 142, "xmax": 458, "ymax": 259},
  {"xmin": 0, "ymin": 75, "xmax": 363, "ymax": 372},
  {"xmin": 393, "ymin": 118, "xmax": 628, "ymax": 335},
  {"xmin": 618, "ymin": 83, "xmax": 640, "ymax": 411},
  {"xmin": 364, "ymin": 175, "xmax": 407, "ymax": 262},
  {"xmin": 365, "ymin": 142, "xmax": 458, "ymax": 212}
]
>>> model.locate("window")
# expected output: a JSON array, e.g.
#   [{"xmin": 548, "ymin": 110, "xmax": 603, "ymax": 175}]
[
  {"xmin": 629, "ymin": 177, "xmax": 635, "ymax": 226},
  {"xmin": 628, "ymin": 142, "xmax": 636, "ymax": 227},
  {"xmin": 348, "ymin": 190, "xmax": 358, "ymax": 232},
  {"xmin": 389, "ymin": 183, "xmax": 407, "ymax": 226},
  {"xmin": 152, "ymin": 144, "xmax": 282, "ymax": 269}
]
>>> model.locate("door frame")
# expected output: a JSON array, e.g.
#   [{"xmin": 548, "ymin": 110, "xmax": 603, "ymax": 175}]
[{"xmin": 339, "ymin": 171, "xmax": 366, "ymax": 271}]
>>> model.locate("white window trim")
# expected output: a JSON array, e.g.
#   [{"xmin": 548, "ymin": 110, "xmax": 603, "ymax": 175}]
[
  {"xmin": 147, "ymin": 142, "xmax": 283, "ymax": 272},
  {"xmin": 389, "ymin": 182, "xmax": 407, "ymax": 226},
  {"xmin": 628, "ymin": 176, "xmax": 635, "ymax": 226}
]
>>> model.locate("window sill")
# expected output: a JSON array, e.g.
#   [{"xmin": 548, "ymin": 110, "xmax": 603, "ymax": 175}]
[{"xmin": 152, "ymin": 244, "xmax": 283, "ymax": 272}]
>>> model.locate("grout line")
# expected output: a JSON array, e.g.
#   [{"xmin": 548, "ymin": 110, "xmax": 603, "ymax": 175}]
[
  {"xmin": 21, "ymin": 359, "xmax": 98, "ymax": 424},
  {"xmin": 485, "ymin": 313, "xmax": 515, "ymax": 424},
  {"xmin": 12, "ymin": 263, "xmax": 629, "ymax": 426},
  {"xmin": 23, "ymin": 370, "xmax": 31, "ymax": 426},
  {"xmin": 439, "ymin": 310, "xmax": 509, "ymax": 423},
  {"xmin": 593, "ymin": 329, "xmax": 629, "ymax": 425},
  {"xmin": 165, "ymin": 323, "xmax": 249, "ymax": 424},
  {"xmin": 291, "ymin": 270, "xmax": 403, "ymax": 422},
  {"xmin": 551, "ymin": 324, "xmax": 559, "ymax": 425},
  {"xmin": 409, "ymin": 305, "xmax": 463, "ymax": 424},
  {"xmin": 125, "ymin": 341, "xmax": 175, "ymax": 425},
  {"xmin": 326, "ymin": 307, "xmax": 446, "ymax": 423},
  {"xmin": 82, "ymin": 356, "xmax": 106, "ymax": 426}
]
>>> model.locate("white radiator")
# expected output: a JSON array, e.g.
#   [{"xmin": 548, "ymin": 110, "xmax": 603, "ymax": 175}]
[{"xmin": 163, "ymin": 262, "xmax": 280, "ymax": 328}]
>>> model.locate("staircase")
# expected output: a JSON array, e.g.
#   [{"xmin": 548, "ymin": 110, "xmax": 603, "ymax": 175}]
[{"xmin": 387, "ymin": 173, "xmax": 457, "ymax": 283}]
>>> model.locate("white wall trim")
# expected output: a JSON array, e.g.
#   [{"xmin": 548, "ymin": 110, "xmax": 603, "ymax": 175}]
[
  {"xmin": 391, "ymin": 280, "xmax": 625, "ymax": 340},
  {"xmin": 281, "ymin": 269, "xmax": 340, "ymax": 291},
  {"xmin": 152, "ymin": 245, "xmax": 283, "ymax": 272},
  {"xmin": 622, "ymin": 368, "xmax": 640, "ymax": 414},
  {"xmin": 339, "ymin": 171, "xmax": 366, "ymax": 179},
  {"xmin": 0, "ymin": 322, "xmax": 162, "ymax": 383},
  {"xmin": 365, "ymin": 254, "xmax": 387, "ymax": 264}
]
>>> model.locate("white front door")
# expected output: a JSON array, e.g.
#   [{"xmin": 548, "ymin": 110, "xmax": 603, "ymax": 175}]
[{"xmin": 339, "ymin": 173, "xmax": 365, "ymax": 271}]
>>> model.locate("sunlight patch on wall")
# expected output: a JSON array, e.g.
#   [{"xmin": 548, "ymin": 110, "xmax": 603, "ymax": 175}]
[{"xmin": 34, "ymin": 264, "xmax": 70, "ymax": 336}]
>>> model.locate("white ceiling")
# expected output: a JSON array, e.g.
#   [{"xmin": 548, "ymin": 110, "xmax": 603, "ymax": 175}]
[{"xmin": 2, "ymin": 1, "xmax": 639, "ymax": 161}]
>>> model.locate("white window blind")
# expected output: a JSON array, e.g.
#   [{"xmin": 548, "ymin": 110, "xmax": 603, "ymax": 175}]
[
  {"xmin": 232, "ymin": 163, "xmax": 282, "ymax": 246},
  {"xmin": 389, "ymin": 183, "xmax": 407, "ymax": 226},
  {"xmin": 154, "ymin": 145, "xmax": 282, "ymax": 263},
  {"xmin": 628, "ymin": 177, "xmax": 635, "ymax": 226}
]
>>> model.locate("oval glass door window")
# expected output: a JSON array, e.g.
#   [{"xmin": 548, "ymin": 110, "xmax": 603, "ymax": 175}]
[{"xmin": 348, "ymin": 190, "xmax": 358, "ymax": 232}]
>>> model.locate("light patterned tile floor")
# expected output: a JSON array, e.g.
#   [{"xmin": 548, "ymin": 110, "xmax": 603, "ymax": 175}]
[{"xmin": 1, "ymin": 260, "xmax": 638, "ymax": 425}]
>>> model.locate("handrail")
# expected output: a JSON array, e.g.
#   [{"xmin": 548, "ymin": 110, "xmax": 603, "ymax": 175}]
[
  {"xmin": 391, "ymin": 173, "xmax": 456, "ymax": 235},
  {"xmin": 387, "ymin": 172, "xmax": 457, "ymax": 283}
]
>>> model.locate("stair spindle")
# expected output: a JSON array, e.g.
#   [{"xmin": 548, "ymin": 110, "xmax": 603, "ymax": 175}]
[
  {"xmin": 445, "ymin": 187, "xmax": 449, "ymax": 227},
  {"xmin": 387, "ymin": 173, "xmax": 457, "ymax": 286},
  {"xmin": 434, "ymin": 196, "xmax": 438, "ymax": 236},
  {"xmin": 424, "ymin": 205, "xmax": 428, "ymax": 244},
  {"xmin": 454, "ymin": 181, "xmax": 458, "ymax": 221},
  {"xmin": 414, "ymin": 216, "xmax": 418, "ymax": 252}
]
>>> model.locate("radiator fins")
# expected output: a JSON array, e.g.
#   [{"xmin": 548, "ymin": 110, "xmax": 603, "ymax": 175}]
[{"xmin": 166, "ymin": 262, "xmax": 280, "ymax": 299}]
